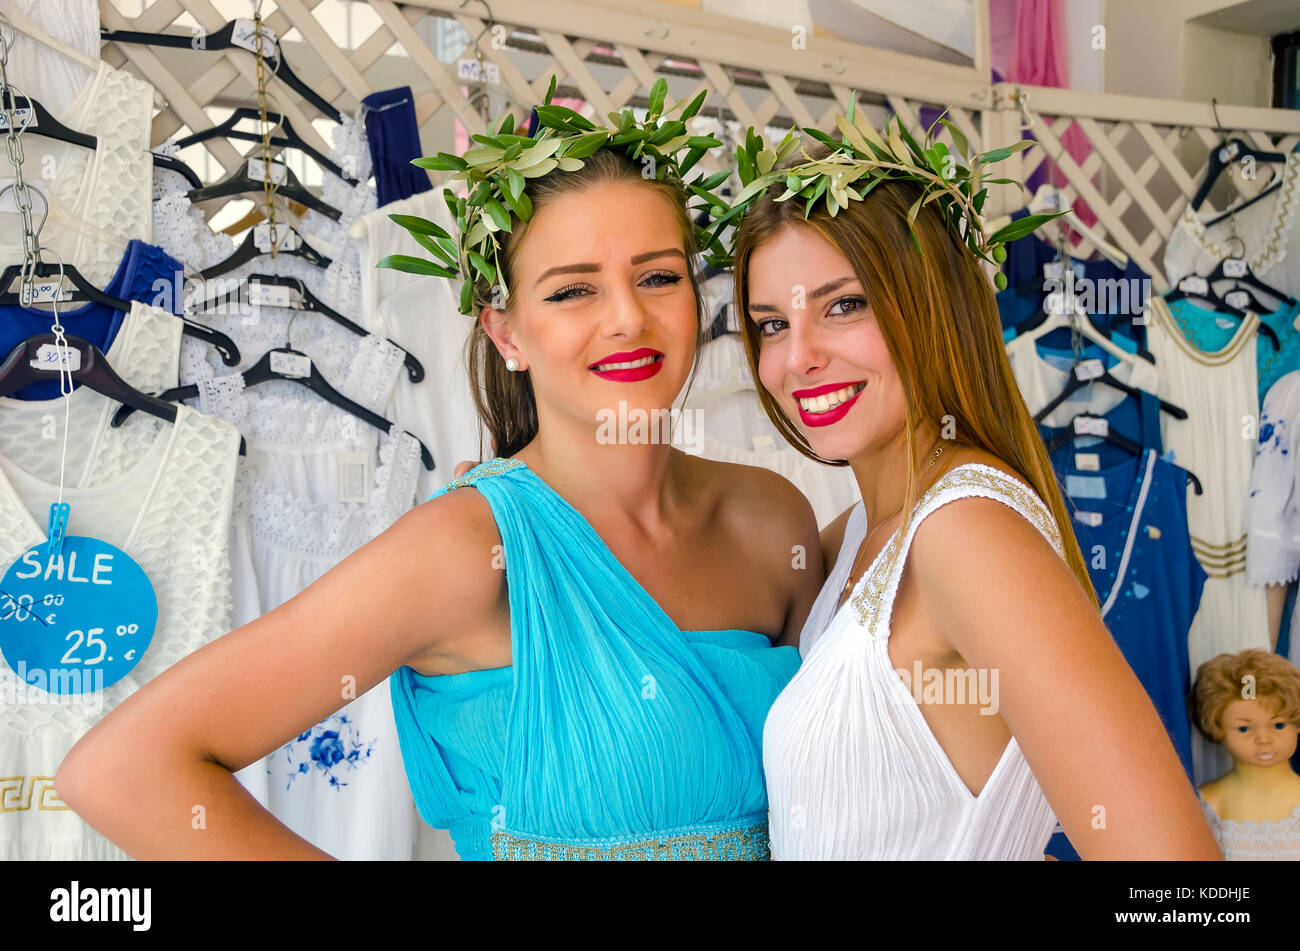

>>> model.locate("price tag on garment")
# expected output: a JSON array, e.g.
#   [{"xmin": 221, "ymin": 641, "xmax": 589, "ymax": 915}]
[
  {"xmin": 19, "ymin": 281, "xmax": 72, "ymax": 305},
  {"xmin": 0, "ymin": 505, "xmax": 158, "ymax": 697},
  {"xmin": 247, "ymin": 281, "xmax": 292, "ymax": 308},
  {"xmin": 1074, "ymin": 453, "xmax": 1101, "ymax": 471},
  {"xmin": 1043, "ymin": 261, "xmax": 1065, "ymax": 281},
  {"xmin": 1223, "ymin": 258, "xmax": 1248, "ymax": 278},
  {"xmin": 1074, "ymin": 510, "xmax": 1104, "ymax": 527},
  {"xmin": 1178, "ymin": 275, "xmax": 1208, "ymax": 296},
  {"xmin": 1073, "ymin": 358, "xmax": 1105, "ymax": 381},
  {"xmin": 337, "ymin": 450, "xmax": 371, "ymax": 504},
  {"xmin": 253, "ymin": 222, "xmax": 298, "ymax": 253},
  {"xmin": 247, "ymin": 157, "xmax": 288, "ymax": 186},
  {"xmin": 1065, "ymin": 474, "xmax": 1108, "ymax": 500},
  {"xmin": 456, "ymin": 58, "xmax": 500, "ymax": 84},
  {"xmin": 0, "ymin": 108, "xmax": 37, "ymax": 130},
  {"xmin": 270, "ymin": 351, "xmax": 311, "ymax": 378},
  {"xmin": 1074, "ymin": 416, "xmax": 1109, "ymax": 437},
  {"xmin": 1215, "ymin": 316, "xmax": 1237, "ymax": 330},
  {"xmin": 1218, "ymin": 141, "xmax": 1240, "ymax": 163},
  {"xmin": 29, "ymin": 343, "xmax": 81, "ymax": 373},
  {"xmin": 230, "ymin": 18, "xmax": 277, "ymax": 53},
  {"xmin": 1224, "ymin": 290, "xmax": 1250, "ymax": 310}
]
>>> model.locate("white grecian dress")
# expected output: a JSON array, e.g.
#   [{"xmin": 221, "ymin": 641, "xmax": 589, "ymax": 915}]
[{"xmin": 763, "ymin": 463, "xmax": 1063, "ymax": 860}]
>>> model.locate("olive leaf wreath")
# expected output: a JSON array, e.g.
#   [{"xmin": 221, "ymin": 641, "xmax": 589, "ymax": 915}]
[
  {"xmin": 712, "ymin": 91, "xmax": 1067, "ymax": 287},
  {"xmin": 376, "ymin": 75, "xmax": 732, "ymax": 314}
]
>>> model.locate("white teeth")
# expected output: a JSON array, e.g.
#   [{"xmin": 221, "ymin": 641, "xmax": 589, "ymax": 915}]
[
  {"xmin": 594, "ymin": 355, "xmax": 657, "ymax": 371},
  {"xmin": 798, "ymin": 382, "xmax": 865, "ymax": 413}
]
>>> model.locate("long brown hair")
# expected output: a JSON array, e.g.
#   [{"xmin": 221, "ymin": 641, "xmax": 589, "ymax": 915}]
[
  {"xmin": 465, "ymin": 148, "xmax": 705, "ymax": 459},
  {"xmin": 731, "ymin": 146, "xmax": 1098, "ymax": 607}
]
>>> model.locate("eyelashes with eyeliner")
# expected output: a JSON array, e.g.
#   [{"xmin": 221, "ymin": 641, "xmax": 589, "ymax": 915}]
[
  {"xmin": 544, "ymin": 270, "xmax": 683, "ymax": 302},
  {"xmin": 755, "ymin": 295, "xmax": 867, "ymax": 337}
]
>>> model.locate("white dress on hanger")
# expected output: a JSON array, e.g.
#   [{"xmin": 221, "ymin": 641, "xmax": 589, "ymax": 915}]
[
  {"xmin": 2, "ymin": 0, "xmax": 100, "ymax": 116},
  {"xmin": 1005, "ymin": 331, "xmax": 1160, "ymax": 426},
  {"xmin": 0, "ymin": 405, "xmax": 242, "ymax": 860},
  {"xmin": 763, "ymin": 463, "xmax": 1063, "ymax": 860},
  {"xmin": 1163, "ymin": 152, "xmax": 1300, "ymax": 298},
  {"xmin": 0, "ymin": 60, "xmax": 153, "ymax": 287},
  {"xmin": 1246, "ymin": 369, "xmax": 1300, "ymax": 666}
]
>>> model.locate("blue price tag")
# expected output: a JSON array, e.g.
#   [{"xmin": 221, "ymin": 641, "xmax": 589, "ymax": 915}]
[{"xmin": 0, "ymin": 522, "xmax": 158, "ymax": 697}]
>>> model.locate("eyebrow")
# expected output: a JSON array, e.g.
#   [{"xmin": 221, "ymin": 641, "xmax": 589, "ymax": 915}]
[
  {"xmin": 533, "ymin": 248, "xmax": 686, "ymax": 286},
  {"xmin": 748, "ymin": 276, "xmax": 859, "ymax": 315}
]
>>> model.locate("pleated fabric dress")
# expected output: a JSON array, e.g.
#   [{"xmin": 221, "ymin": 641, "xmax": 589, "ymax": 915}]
[{"xmin": 389, "ymin": 458, "xmax": 800, "ymax": 860}]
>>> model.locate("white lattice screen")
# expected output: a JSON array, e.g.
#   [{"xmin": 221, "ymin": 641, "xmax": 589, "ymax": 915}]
[{"xmin": 95, "ymin": 0, "xmax": 1300, "ymax": 289}]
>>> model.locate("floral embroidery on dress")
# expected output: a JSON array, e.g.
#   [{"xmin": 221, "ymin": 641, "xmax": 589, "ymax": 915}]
[{"xmin": 273, "ymin": 713, "xmax": 378, "ymax": 791}]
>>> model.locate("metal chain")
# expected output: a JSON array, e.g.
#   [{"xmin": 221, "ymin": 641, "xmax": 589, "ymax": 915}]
[
  {"xmin": 252, "ymin": 9, "xmax": 280, "ymax": 263},
  {"xmin": 0, "ymin": 12, "xmax": 74, "ymax": 508}
]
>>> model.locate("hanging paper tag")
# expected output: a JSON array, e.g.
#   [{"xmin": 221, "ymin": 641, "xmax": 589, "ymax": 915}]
[
  {"xmin": 0, "ymin": 529, "xmax": 158, "ymax": 696},
  {"xmin": 231, "ymin": 18, "xmax": 277, "ymax": 52},
  {"xmin": 1074, "ymin": 511, "xmax": 1104, "ymax": 527},
  {"xmin": 1073, "ymin": 359, "xmax": 1105, "ymax": 381},
  {"xmin": 248, "ymin": 281, "xmax": 293, "ymax": 308},
  {"xmin": 19, "ymin": 280, "xmax": 72, "ymax": 305},
  {"xmin": 248, "ymin": 157, "xmax": 288, "ymax": 186},
  {"xmin": 1218, "ymin": 141, "xmax": 1240, "ymax": 163},
  {"xmin": 29, "ymin": 343, "xmax": 81, "ymax": 373},
  {"xmin": 0, "ymin": 108, "xmax": 37, "ymax": 130},
  {"xmin": 1074, "ymin": 416, "xmax": 1109, "ymax": 437},
  {"xmin": 456, "ymin": 58, "xmax": 500, "ymax": 84},
  {"xmin": 1075, "ymin": 453, "xmax": 1101, "ymax": 471},
  {"xmin": 1222, "ymin": 258, "xmax": 1248, "ymax": 278},
  {"xmin": 1178, "ymin": 275, "xmax": 1208, "ymax": 296},
  {"xmin": 1223, "ymin": 290, "xmax": 1250, "ymax": 310},
  {"xmin": 1043, "ymin": 261, "xmax": 1064, "ymax": 281},
  {"xmin": 270, "ymin": 351, "xmax": 311, "ymax": 377},
  {"xmin": 337, "ymin": 451, "xmax": 371, "ymax": 504},
  {"xmin": 1066, "ymin": 474, "xmax": 1108, "ymax": 499},
  {"xmin": 1215, "ymin": 316, "xmax": 1237, "ymax": 330},
  {"xmin": 253, "ymin": 223, "xmax": 299, "ymax": 253}
]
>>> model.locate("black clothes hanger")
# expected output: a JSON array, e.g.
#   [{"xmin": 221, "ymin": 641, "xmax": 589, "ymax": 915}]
[
  {"xmin": 173, "ymin": 107, "xmax": 357, "ymax": 185},
  {"xmin": 0, "ymin": 261, "xmax": 242, "ymax": 366},
  {"xmin": 1010, "ymin": 306, "xmax": 1155, "ymax": 364},
  {"xmin": 99, "ymin": 21, "xmax": 342, "ymax": 123},
  {"xmin": 0, "ymin": 88, "xmax": 202, "ymax": 188},
  {"xmin": 192, "ymin": 273, "xmax": 424, "ymax": 383},
  {"xmin": 1033, "ymin": 362, "xmax": 1187, "ymax": 426},
  {"xmin": 186, "ymin": 156, "xmax": 342, "ymax": 222},
  {"xmin": 1164, "ymin": 278, "xmax": 1281, "ymax": 351},
  {"xmin": 1189, "ymin": 135, "xmax": 1286, "ymax": 212},
  {"xmin": 112, "ymin": 347, "xmax": 433, "ymax": 470},
  {"xmin": 198, "ymin": 224, "xmax": 331, "ymax": 280},
  {"xmin": 1203, "ymin": 243, "xmax": 1297, "ymax": 311},
  {"xmin": 1046, "ymin": 413, "xmax": 1203, "ymax": 495}
]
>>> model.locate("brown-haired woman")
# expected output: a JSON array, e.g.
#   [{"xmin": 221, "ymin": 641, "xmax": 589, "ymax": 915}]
[
  {"xmin": 54, "ymin": 147, "xmax": 824, "ymax": 860},
  {"xmin": 737, "ymin": 144, "xmax": 1222, "ymax": 859}
]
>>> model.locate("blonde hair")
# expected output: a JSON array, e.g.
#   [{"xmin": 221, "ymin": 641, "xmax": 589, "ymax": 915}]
[
  {"xmin": 1192, "ymin": 648, "xmax": 1300, "ymax": 741},
  {"xmin": 731, "ymin": 143, "xmax": 1098, "ymax": 606}
]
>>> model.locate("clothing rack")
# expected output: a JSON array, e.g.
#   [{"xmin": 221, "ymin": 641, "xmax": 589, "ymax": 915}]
[{"xmin": 92, "ymin": 0, "xmax": 1300, "ymax": 291}]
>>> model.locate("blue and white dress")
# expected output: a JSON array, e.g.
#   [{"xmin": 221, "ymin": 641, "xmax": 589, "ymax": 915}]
[{"xmin": 389, "ymin": 458, "xmax": 800, "ymax": 860}]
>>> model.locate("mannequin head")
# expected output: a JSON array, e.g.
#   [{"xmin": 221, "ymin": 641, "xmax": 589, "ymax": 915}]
[
  {"xmin": 730, "ymin": 141, "xmax": 1096, "ymax": 605},
  {"xmin": 469, "ymin": 148, "xmax": 704, "ymax": 458},
  {"xmin": 1194, "ymin": 649, "xmax": 1300, "ymax": 769}
]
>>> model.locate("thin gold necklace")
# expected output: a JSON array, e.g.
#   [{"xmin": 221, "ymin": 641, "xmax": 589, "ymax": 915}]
[{"xmin": 839, "ymin": 442, "xmax": 946, "ymax": 599}]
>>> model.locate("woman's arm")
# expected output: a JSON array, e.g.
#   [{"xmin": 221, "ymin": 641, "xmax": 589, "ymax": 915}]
[
  {"xmin": 910, "ymin": 497, "xmax": 1223, "ymax": 860},
  {"xmin": 54, "ymin": 488, "xmax": 505, "ymax": 859}
]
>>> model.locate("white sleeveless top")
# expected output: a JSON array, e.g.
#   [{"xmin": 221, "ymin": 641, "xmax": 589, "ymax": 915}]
[{"xmin": 763, "ymin": 463, "xmax": 1064, "ymax": 860}]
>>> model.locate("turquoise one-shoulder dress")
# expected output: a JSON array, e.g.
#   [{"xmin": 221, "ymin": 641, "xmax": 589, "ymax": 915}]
[{"xmin": 388, "ymin": 457, "xmax": 800, "ymax": 860}]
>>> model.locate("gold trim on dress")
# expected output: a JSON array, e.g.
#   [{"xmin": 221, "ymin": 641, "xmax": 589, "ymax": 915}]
[{"xmin": 489, "ymin": 820, "xmax": 771, "ymax": 861}]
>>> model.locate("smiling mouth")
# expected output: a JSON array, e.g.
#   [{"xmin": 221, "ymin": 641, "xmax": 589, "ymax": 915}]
[
  {"xmin": 797, "ymin": 381, "xmax": 867, "ymax": 415},
  {"xmin": 591, "ymin": 354, "xmax": 661, "ymax": 372}
]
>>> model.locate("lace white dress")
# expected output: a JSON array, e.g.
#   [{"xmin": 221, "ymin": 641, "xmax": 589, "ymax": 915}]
[
  {"xmin": 1200, "ymin": 799, "xmax": 1300, "ymax": 860},
  {"xmin": 763, "ymin": 463, "xmax": 1063, "ymax": 859},
  {"xmin": 0, "ymin": 405, "xmax": 243, "ymax": 860}
]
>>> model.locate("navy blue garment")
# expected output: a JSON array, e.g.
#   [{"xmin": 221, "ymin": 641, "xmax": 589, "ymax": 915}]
[
  {"xmin": 0, "ymin": 239, "xmax": 183, "ymax": 400},
  {"xmin": 362, "ymin": 86, "xmax": 432, "ymax": 207},
  {"xmin": 1044, "ymin": 445, "xmax": 1206, "ymax": 860},
  {"xmin": 997, "ymin": 225, "xmax": 1150, "ymax": 354}
]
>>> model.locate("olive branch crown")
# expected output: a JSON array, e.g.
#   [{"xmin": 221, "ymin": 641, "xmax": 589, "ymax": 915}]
[
  {"xmin": 376, "ymin": 75, "xmax": 732, "ymax": 315},
  {"xmin": 714, "ymin": 91, "xmax": 1066, "ymax": 286}
]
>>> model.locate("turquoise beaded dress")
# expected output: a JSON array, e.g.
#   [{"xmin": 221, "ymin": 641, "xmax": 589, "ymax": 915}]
[{"xmin": 388, "ymin": 458, "xmax": 801, "ymax": 860}]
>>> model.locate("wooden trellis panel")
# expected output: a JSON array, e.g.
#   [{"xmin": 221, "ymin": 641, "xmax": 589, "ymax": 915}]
[{"xmin": 95, "ymin": 0, "xmax": 1300, "ymax": 287}]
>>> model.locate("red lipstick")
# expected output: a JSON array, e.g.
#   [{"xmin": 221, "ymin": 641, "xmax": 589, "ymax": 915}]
[
  {"xmin": 589, "ymin": 347, "xmax": 664, "ymax": 382},
  {"xmin": 792, "ymin": 380, "xmax": 867, "ymax": 428}
]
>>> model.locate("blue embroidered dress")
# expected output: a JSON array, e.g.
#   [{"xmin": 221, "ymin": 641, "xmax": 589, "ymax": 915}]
[{"xmin": 388, "ymin": 458, "xmax": 800, "ymax": 860}]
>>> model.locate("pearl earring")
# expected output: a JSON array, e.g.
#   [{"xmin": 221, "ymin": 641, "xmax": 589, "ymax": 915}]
[{"xmin": 505, "ymin": 358, "xmax": 519, "ymax": 372}]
